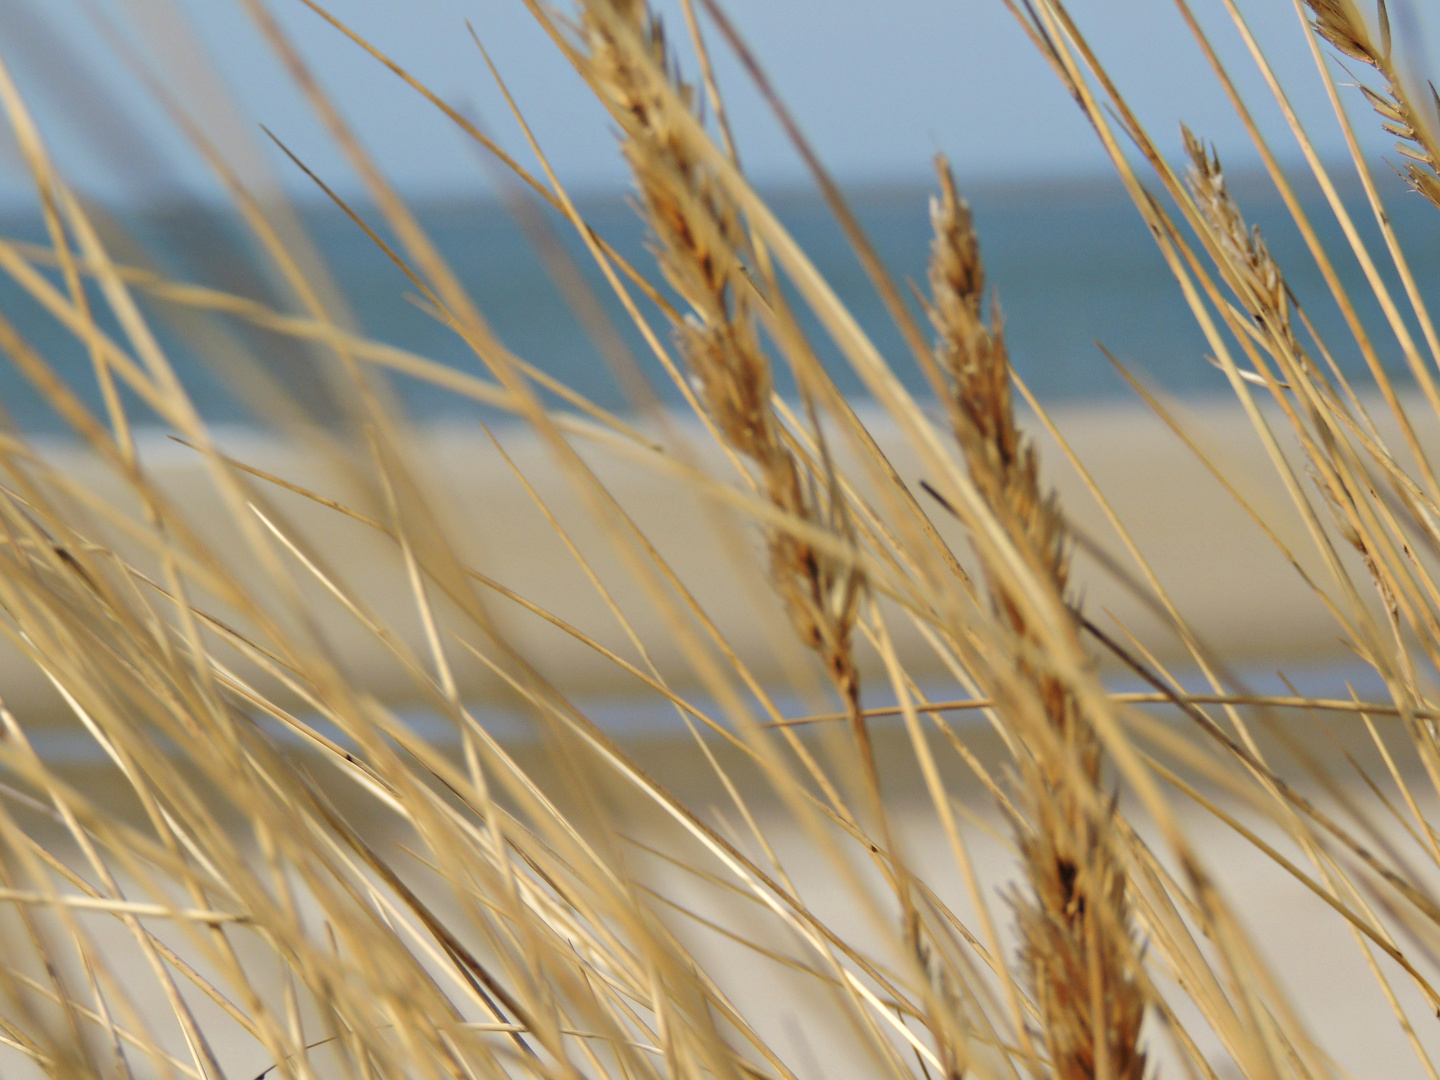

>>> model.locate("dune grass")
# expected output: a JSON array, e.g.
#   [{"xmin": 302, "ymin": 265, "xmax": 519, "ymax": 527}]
[{"xmin": 0, "ymin": 0, "xmax": 1438, "ymax": 1076}]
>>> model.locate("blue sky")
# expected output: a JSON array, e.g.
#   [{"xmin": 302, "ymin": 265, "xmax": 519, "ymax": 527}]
[{"xmin": 0, "ymin": 0, "xmax": 1437, "ymax": 208}]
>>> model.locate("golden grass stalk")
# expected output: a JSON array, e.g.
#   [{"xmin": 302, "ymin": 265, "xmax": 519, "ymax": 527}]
[
  {"xmin": 573, "ymin": 7, "xmax": 990, "ymax": 1075},
  {"xmin": 1181, "ymin": 133, "xmax": 1401, "ymax": 621},
  {"xmin": 576, "ymin": 0, "xmax": 864, "ymax": 747},
  {"xmin": 928, "ymin": 156, "xmax": 1145, "ymax": 1080},
  {"xmin": 1006, "ymin": 0, "xmax": 1440, "ymax": 1068}
]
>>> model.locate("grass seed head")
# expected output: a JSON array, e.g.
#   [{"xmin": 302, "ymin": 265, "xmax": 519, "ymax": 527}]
[
  {"xmin": 1305, "ymin": 0, "xmax": 1376, "ymax": 64},
  {"xmin": 1184, "ymin": 130, "xmax": 1297, "ymax": 355},
  {"xmin": 928, "ymin": 155, "xmax": 1068, "ymax": 607},
  {"xmin": 579, "ymin": 0, "xmax": 861, "ymax": 691},
  {"xmin": 1303, "ymin": 0, "xmax": 1440, "ymax": 208},
  {"xmin": 929, "ymin": 155, "xmax": 1147, "ymax": 1080}
]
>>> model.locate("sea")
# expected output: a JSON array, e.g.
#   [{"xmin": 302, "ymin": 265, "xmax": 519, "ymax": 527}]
[{"xmin": 3, "ymin": 168, "xmax": 1440, "ymax": 433}]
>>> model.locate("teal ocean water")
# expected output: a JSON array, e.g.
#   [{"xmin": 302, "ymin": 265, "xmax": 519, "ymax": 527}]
[{"xmin": 3, "ymin": 172, "xmax": 1438, "ymax": 431}]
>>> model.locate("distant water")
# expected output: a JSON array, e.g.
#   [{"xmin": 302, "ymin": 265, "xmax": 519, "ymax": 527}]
[
  {"xmin": 20, "ymin": 659, "xmax": 1396, "ymax": 764},
  {"xmin": 3, "ymin": 172, "xmax": 1439, "ymax": 432}
]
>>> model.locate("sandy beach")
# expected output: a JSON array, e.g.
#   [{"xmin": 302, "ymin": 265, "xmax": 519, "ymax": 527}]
[{"xmin": 2, "ymin": 394, "xmax": 1393, "ymax": 721}]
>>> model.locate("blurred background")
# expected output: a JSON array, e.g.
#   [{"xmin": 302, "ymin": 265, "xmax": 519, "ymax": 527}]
[{"xmin": 3, "ymin": 0, "xmax": 1440, "ymax": 430}]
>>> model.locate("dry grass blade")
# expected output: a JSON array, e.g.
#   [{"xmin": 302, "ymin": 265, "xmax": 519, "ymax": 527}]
[{"xmin": 928, "ymin": 155, "xmax": 1146, "ymax": 1080}]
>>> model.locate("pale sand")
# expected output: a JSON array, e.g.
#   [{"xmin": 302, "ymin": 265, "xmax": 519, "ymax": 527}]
[{"xmin": 1, "ymin": 395, "xmax": 1399, "ymax": 718}]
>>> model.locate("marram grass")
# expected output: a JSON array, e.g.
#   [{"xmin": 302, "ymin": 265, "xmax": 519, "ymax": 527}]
[{"xmin": 0, "ymin": 0, "xmax": 1436, "ymax": 1077}]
